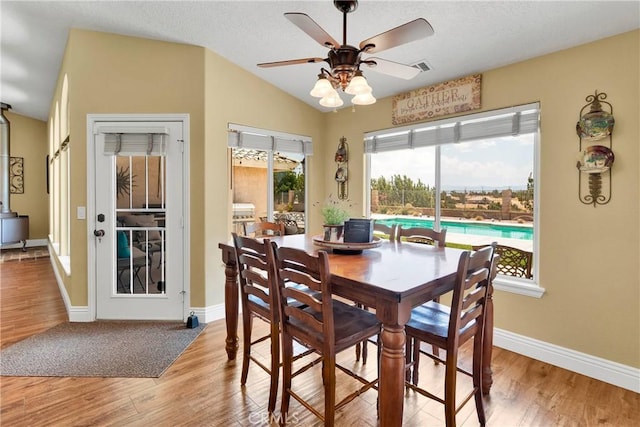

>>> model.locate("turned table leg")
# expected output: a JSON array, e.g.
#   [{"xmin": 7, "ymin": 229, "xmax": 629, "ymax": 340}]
[
  {"xmin": 221, "ymin": 246, "xmax": 239, "ymax": 360},
  {"xmin": 378, "ymin": 318, "xmax": 409, "ymax": 426},
  {"xmin": 376, "ymin": 302, "xmax": 411, "ymax": 427}
]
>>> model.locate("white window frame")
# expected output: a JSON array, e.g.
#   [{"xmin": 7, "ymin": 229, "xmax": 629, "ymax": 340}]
[
  {"xmin": 365, "ymin": 103, "xmax": 544, "ymax": 298},
  {"xmin": 48, "ymin": 102, "xmax": 71, "ymax": 274},
  {"xmin": 227, "ymin": 124, "xmax": 312, "ymax": 226}
]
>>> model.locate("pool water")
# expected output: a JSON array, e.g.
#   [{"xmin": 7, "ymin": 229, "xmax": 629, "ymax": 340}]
[{"xmin": 375, "ymin": 217, "xmax": 533, "ymax": 241}]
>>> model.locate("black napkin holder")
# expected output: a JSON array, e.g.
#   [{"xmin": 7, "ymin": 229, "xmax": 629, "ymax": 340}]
[{"xmin": 343, "ymin": 218, "xmax": 374, "ymax": 243}]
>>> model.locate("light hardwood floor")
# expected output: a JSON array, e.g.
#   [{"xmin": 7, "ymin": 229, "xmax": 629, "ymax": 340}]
[{"xmin": 1, "ymin": 254, "xmax": 638, "ymax": 426}]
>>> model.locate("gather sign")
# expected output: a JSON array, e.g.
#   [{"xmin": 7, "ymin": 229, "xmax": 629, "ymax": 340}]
[{"xmin": 392, "ymin": 74, "xmax": 482, "ymax": 125}]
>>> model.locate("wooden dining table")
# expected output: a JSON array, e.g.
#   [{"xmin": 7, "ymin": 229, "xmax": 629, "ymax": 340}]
[{"xmin": 219, "ymin": 234, "xmax": 495, "ymax": 427}]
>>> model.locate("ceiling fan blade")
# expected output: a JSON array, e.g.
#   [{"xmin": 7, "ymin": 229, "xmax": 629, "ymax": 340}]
[
  {"xmin": 359, "ymin": 18, "xmax": 434, "ymax": 54},
  {"xmin": 285, "ymin": 12, "xmax": 341, "ymax": 49},
  {"xmin": 258, "ymin": 58, "xmax": 326, "ymax": 68},
  {"xmin": 363, "ymin": 57, "xmax": 421, "ymax": 80}
]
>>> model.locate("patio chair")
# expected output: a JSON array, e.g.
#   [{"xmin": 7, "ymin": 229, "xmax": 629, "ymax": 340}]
[
  {"xmin": 116, "ymin": 231, "xmax": 149, "ymax": 292},
  {"xmin": 120, "ymin": 214, "xmax": 164, "ymax": 268},
  {"xmin": 244, "ymin": 221, "xmax": 285, "ymax": 238},
  {"xmin": 472, "ymin": 243, "xmax": 533, "ymax": 279}
]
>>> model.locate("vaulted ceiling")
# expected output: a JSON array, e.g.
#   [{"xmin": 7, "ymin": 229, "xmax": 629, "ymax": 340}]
[{"xmin": 2, "ymin": 1, "xmax": 639, "ymax": 121}]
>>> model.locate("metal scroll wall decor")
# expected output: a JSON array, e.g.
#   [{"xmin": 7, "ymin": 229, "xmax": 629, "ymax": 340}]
[
  {"xmin": 576, "ymin": 91, "xmax": 615, "ymax": 207},
  {"xmin": 9, "ymin": 156, "xmax": 24, "ymax": 194},
  {"xmin": 335, "ymin": 137, "xmax": 348, "ymax": 199}
]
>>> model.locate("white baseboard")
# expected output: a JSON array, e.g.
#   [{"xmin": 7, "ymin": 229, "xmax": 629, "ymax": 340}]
[
  {"xmin": 199, "ymin": 305, "xmax": 640, "ymax": 392},
  {"xmin": 49, "ymin": 249, "xmax": 224, "ymax": 324},
  {"xmin": 48, "ymin": 252, "xmax": 91, "ymax": 322},
  {"xmin": 494, "ymin": 328, "xmax": 640, "ymax": 393},
  {"xmin": 190, "ymin": 303, "xmax": 226, "ymax": 324},
  {"xmin": 48, "ymin": 252, "xmax": 71, "ymax": 319},
  {"xmin": 68, "ymin": 306, "xmax": 92, "ymax": 322},
  {"xmin": 45, "ymin": 260, "xmax": 638, "ymax": 393}
]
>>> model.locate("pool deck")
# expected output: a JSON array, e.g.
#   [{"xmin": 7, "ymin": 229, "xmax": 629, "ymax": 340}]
[{"xmin": 372, "ymin": 214, "xmax": 534, "ymax": 252}]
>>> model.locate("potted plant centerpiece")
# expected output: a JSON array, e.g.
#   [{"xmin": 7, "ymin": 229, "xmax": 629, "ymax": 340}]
[{"xmin": 321, "ymin": 198, "xmax": 351, "ymax": 242}]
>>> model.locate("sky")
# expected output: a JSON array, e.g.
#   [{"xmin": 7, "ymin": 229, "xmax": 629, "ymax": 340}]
[{"xmin": 370, "ymin": 134, "xmax": 534, "ymax": 191}]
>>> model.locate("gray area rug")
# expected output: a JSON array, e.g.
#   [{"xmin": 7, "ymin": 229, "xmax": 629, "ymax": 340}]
[
  {"xmin": 0, "ymin": 246, "xmax": 49, "ymax": 263},
  {"xmin": 0, "ymin": 320, "xmax": 206, "ymax": 378}
]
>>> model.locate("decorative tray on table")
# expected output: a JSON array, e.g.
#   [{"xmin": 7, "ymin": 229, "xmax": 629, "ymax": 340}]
[{"xmin": 312, "ymin": 235, "xmax": 382, "ymax": 254}]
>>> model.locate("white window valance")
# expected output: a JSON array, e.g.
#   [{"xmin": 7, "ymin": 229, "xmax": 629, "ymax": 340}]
[
  {"xmin": 364, "ymin": 103, "xmax": 539, "ymax": 154},
  {"xmin": 227, "ymin": 123, "xmax": 313, "ymax": 155},
  {"xmin": 95, "ymin": 125, "xmax": 169, "ymax": 156}
]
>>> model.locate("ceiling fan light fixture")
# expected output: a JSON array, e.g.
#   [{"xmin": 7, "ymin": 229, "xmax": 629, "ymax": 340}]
[
  {"xmin": 310, "ymin": 75, "xmax": 333, "ymax": 98},
  {"xmin": 352, "ymin": 91, "xmax": 376, "ymax": 105},
  {"xmin": 344, "ymin": 71, "xmax": 372, "ymax": 95},
  {"xmin": 260, "ymin": 1, "xmax": 435, "ymax": 110},
  {"xmin": 319, "ymin": 91, "xmax": 344, "ymax": 108}
]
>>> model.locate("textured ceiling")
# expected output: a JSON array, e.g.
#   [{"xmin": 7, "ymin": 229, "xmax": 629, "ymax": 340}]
[{"xmin": 1, "ymin": 0, "xmax": 639, "ymax": 121}]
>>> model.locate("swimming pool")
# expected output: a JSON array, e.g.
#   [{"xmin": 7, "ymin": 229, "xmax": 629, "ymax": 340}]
[{"xmin": 375, "ymin": 217, "xmax": 533, "ymax": 241}]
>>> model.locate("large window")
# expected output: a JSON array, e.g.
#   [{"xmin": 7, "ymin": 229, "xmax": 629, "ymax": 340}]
[
  {"xmin": 227, "ymin": 124, "xmax": 311, "ymax": 236},
  {"xmin": 366, "ymin": 103, "xmax": 542, "ymax": 297}
]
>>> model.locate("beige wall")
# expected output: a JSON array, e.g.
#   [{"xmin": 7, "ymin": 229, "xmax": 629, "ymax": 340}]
[
  {"xmin": 49, "ymin": 29, "xmax": 206, "ymax": 306},
  {"xmin": 203, "ymin": 48, "xmax": 325, "ymax": 308},
  {"xmin": 43, "ymin": 27, "xmax": 638, "ymax": 368},
  {"xmin": 3, "ymin": 112, "xmax": 48, "ymax": 240},
  {"xmin": 322, "ymin": 30, "xmax": 640, "ymax": 367},
  {"xmin": 233, "ymin": 166, "xmax": 268, "ymax": 219},
  {"xmin": 46, "ymin": 29, "xmax": 325, "ymax": 311}
]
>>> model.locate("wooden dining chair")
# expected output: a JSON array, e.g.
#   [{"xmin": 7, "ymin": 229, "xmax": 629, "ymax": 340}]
[
  {"xmin": 232, "ymin": 233, "xmax": 315, "ymax": 413},
  {"xmin": 396, "ymin": 225, "xmax": 447, "ymax": 247},
  {"xmin": 232, "ymin": 232, "xmax": 281, "ymax": 412},
  {"xmin": 267, "ymin": 244, "xmax": 381, "ymax": 426},
  {"xmin": 353, "ymin": 221, "xmax": 396, "ymax": 363},
  {"xmin": 116, "ymin": 230, "xmax": 150, "ymax": 292},
  {"xmin": 397, "ymin": 224, "xmax": 448, "ymax": 361},
  {"xmin": 404, "ymin": 245, "xmax": 496, "ymax": 427},
  {"xmin": 244, "ymin": 220, "xmax": 285, "ymax": 238},
  {"xmin": 373, "ymin": 221, "xmax": 397, "ymax": 241}
]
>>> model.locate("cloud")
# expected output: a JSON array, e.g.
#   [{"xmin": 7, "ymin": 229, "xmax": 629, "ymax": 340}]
[{"xmin": 370, "ymin": 134, "xmax": 533, "ymax": 189}]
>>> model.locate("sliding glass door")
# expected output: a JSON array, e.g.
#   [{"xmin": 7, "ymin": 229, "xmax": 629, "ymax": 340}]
[{"xmin": 228, "ymin": 125, "xmax": 311, "ymax": 235}]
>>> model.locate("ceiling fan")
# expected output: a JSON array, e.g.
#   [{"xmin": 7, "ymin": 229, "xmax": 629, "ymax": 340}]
[{"xmin": 257, "ymin": 0, "xmax": 434, "ymax": 107}]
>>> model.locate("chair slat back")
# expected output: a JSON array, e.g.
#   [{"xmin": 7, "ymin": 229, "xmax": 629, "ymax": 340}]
[
  {"xmin": 373, "ymin": 222, "xmax": 397, "ymax": 241},
  {"xmin": 397, "ymin": 226, "xmax": 447, "ymax": 247},
  {"xmin": 245, "ymin": 221, "xmax": 285, "ymax": 238},
  {"xmin": 232, "ymin": 233, "xmax": 275, "ymax": 316},
  {"xmin": 269, "ymin": 245, "xmax": 334, "ymax": 349},
  {"xmin": 448, "ymin": 245, "xmax": 494, "ymax": 343}
]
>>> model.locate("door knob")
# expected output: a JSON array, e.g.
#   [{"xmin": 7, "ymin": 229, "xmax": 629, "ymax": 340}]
[{"xmin": 94, "ymin": 229, "xmax": 105, "ymax": 237}]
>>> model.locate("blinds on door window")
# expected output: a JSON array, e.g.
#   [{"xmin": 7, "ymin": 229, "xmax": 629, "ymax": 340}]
[
  {"xmin": 364, "ymin": 103, "xmax": 539, "ymax": 153},
  {"xmin": 227, "ymin": 123, "xmax": 313, "ymax": 155},
  {"xmin": 95, "ymin": 125, "xmax": 169, "ymax": 156}
]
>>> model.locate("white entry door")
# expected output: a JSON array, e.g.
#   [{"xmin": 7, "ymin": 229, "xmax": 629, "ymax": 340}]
[{"xmin": 93, "ymin": 119, "xmax": 185, "ymax": 320}]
